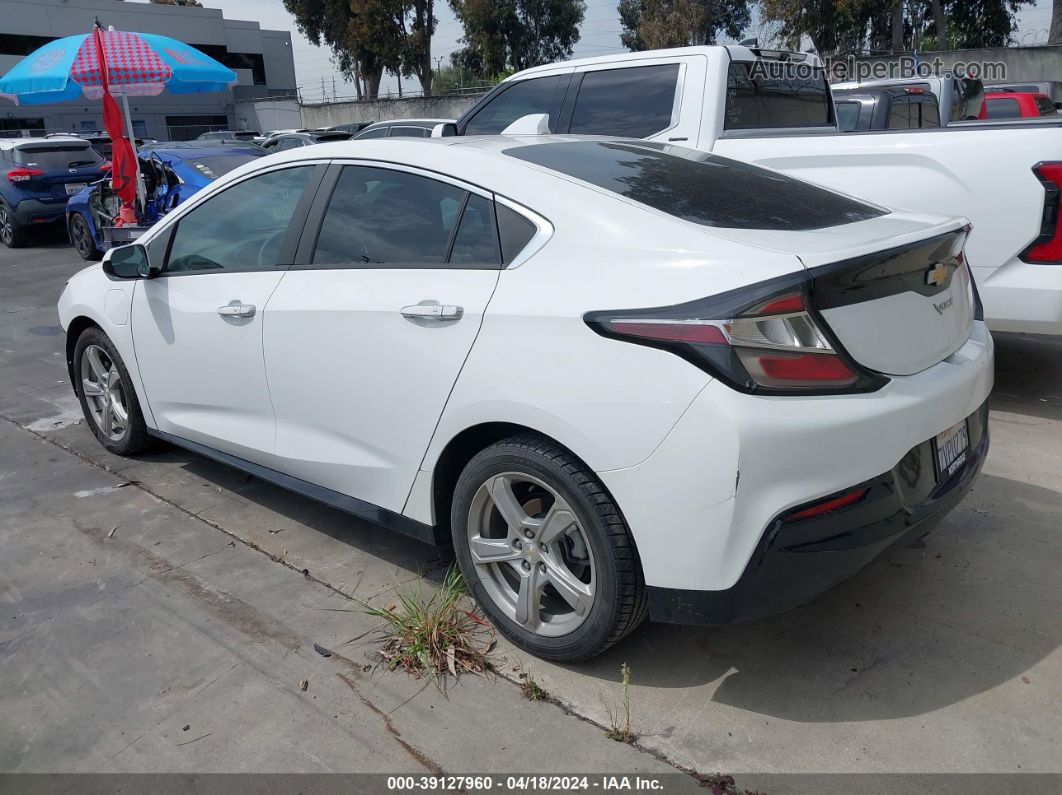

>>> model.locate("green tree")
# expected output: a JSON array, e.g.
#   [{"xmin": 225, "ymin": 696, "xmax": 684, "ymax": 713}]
[
  {"xmin": 448, "ymin": 0, "xmax": 586, "ymax": 78},
  {"xmin": 283, "ymin": 0, "xmax": 437, "ymax": 99},
  {"xmin": 619, "ymin": 0, "xmax": 751, "ymax": 50}
]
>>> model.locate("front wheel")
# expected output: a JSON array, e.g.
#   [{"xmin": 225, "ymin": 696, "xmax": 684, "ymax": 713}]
[
  {"xmin": 73, "ymin": 327, "xmax": 151, "ymax": 455},
  {"xmin": 69, "ymin": 212, "xmax": 102, "ymax": 260},
  {"xmin": 451, "ymin": 435, "xmax": 647, "ymax": 662}
]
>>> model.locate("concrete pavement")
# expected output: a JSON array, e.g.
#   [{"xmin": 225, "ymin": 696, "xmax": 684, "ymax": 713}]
[{"xmin": 1, "ymin": 232, "xmax": 1059, "ymax": 781}]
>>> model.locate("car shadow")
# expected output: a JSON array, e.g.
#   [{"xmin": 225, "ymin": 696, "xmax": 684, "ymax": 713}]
[
  {"xmin": 991, "ymin": 331, "xmax": 1062, "ymax": 422},
  {"xmin": 558, "ymin": 470, "xmax": 1061, "ymax": 722}
]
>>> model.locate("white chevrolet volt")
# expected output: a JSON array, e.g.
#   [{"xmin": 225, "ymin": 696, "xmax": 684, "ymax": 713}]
[{"xmin": 58, "ymin": 137, "xmax": 993, "ymax": 661}]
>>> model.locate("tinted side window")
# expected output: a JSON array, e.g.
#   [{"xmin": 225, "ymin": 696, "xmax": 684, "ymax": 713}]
[
  {"xmin": 166, "ymin": 166, "xmax": 312, "ymax": 272},
  {"xmin": 497, "ymin": 204, "xmax": 538, "ymax": 264},
  {"xmin": 355, "ymin": 127, "xmax": 389, "ymax": 139},
  {"xmin": 449, "ymin": 194, "xmax": 501, "ymax": 267},
  {"xmin": 835, "ymin": 102, "xmax": 860, "ymax": 131},
  {"xmin": 569, "ymin": 65, "xmax": 680, "ymax": 137},
  {"xmin": 914, "ymin": 97, "xmax": 940, "ymax": 127},
  {"xmin": 887, "ymin": 97, "xmax": 912, "ymax": 129},
  {"xmin": 464, "ymin": 75, "xmax": 566, "ymax": 135},
  {"xmin": 724, "ymin": 62, "xmax": 831, "ymax": 130},
  {"xmin": 986, "ymin": 98, "xmax": 1021, "ymax": 119},
  {"xmin": 389, "ymin": 126, "xmax": 431, "ymax": 138},
  {"xmin": 312, "ymin": 166, "xmax": 465, "ymax": 267}
]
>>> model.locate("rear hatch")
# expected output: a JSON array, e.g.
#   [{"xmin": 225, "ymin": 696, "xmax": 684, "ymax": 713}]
[
  {"xmin": 705, "ymin": 212, "xmax": 975, "ymax": 376},
  {"xmin": 12, "ymin": 142, "xmax": 105, "ymax": 202}
]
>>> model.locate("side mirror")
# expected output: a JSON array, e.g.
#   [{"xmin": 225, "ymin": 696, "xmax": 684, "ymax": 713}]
[
  {"xmin": 430, "ymin": 122, "xmax": 458, "ymax": 138},
  {"xmin": 102, "ymin": 243, "xmax": 158, "ymax": 280}
]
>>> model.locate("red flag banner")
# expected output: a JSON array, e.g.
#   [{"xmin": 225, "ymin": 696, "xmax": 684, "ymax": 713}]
[{"xmin": 92, "ymin": 25, "xmax": 137, "ymax": 212}]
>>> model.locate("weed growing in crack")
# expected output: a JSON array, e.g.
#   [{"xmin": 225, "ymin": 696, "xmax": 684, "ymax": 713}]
[
  {"xmin": 604, "ymin": 662, "xmax": 634, "ymax": 743},
  {"xmin": 361, "ymin": 566, "xmax": 494, "ymax": 690},
  {"xmin": 519, "ymin": 669, "xmax": 548, "ymax": 701}
]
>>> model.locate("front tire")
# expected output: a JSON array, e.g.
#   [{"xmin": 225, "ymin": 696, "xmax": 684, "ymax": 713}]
[
  {"xmin": 69, "ymin": 212, "xmax": 102, "ymax": 260},
  {"xmin": 73, "ymin": 327, "xmax": 150, "ymax": 455},
  {"xmin": 451, "ymin": 435, "xmax": 648, "ymax": 662}
]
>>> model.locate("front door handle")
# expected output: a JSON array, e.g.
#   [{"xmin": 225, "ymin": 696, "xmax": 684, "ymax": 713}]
[
  {"xmin": 217, "ymin": 302, "xmax": 256, "ymax": 318},
  {"xmin": 401, "ymin": 303, "xmax": 463, "ymax": 321}
]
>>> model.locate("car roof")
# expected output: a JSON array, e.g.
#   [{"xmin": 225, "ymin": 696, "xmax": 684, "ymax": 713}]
[
  {"xmin": 0, "ymin": 136, "xmax": 91, "ymax": 150},
  {"xmin": 150, "ymin": 144, "xmax": 264, "ymax": 160},
  {"xmin": 365, "ymin": 119, "xmax": 452, "ymax": 128}
]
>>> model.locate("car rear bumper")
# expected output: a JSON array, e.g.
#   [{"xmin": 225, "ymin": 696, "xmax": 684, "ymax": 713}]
[
  {"xmin": 12, "ymin": 197, "xmax": 68, "ymax": 225},
  {"xmin": 597, "ymin": 320, "xmax": 994, "ymax": 605},
  {"xmin": 646, "ymin": 398, "xmax": 989, "ymax": 624}
]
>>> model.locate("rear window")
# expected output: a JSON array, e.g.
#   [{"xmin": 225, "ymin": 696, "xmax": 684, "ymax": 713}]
[
  {"xmin": 724, "ymin": 61, "xmax": 832, "ymax": 130},
  {"xmin": 185, "ymin": 154, "xmax": 260, "ymax": 180},
  {"xmin": 985, "ymin": 98, "xmax": 1021, "ymax": 119},
  {"xmin": 505, "ymin": 140, "xmax": 885, "ymax": 230},
  {"xmin": 835, "ymin": 101, "xmax": 861, "ymax": 131},
  {"xmin": 14, "ymin": 144, "xmax": 101, "ymax": 169}
]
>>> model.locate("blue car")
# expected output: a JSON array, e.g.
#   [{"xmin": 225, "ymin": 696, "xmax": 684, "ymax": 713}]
[
  {"xmin": 66, "ymin": 141, "xmax": 266, "ymax": 260},
  {"xmin": 1, "ymin": 136, "xmax": 107, "ymax": 248}
]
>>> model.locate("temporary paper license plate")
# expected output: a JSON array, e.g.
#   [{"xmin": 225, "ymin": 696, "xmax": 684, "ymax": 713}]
[
  {"xmin": 934, "ymin": 419, "xmax": 970, "ymax": 481},
  {"xmin": 65, "ymin": 183, "xmax": 87, "ymax": 196}
]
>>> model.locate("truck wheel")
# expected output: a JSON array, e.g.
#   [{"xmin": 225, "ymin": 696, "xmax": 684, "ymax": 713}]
[
  {"xmin": 73, "ymin": 327, "xmax": 150, "ymax": 456},
  {"xmin": 451, "ymin": 435, "xmax": 648, "ymax": 662},
  {"xmin": 0, "ymin": 202, "xmax": 26, "ymax": 248},
  {"xmin": 69, "ymin": 213, "xmax": 102, "ymax": 260}
]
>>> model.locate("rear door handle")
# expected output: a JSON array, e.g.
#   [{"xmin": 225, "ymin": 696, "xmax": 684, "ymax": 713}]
[
  {"xmin": 401, "ymin": 303, "xmax": 463, "ymax": 321},
  {"xmin": 217, "ymin": 302, "xmax": 256, "ymax": 318}
]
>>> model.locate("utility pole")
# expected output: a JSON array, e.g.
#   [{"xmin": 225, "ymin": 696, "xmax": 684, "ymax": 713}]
[
  {"xmin": 320, "ymin": 76, "xmax": 325, "ymax": 102},
  {"xmin": 332, "ymin": 75, "xmax": 337, "ymax": 102}
]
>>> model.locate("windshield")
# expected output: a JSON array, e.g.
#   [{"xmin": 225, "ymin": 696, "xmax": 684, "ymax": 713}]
[
  {"xmin": 505, "ymin": 140, "xmax": 885, "ymax": 230},
  {"xmin": 184, "ymin": 154, "xmax": 261, "ymax": 180},
  {"xmin": 14, "ymin": 144, "xmax": 102, "ymax": 169}
]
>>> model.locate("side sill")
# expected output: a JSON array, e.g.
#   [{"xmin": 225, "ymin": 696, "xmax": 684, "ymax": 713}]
[{"xmin": 147, "ymin": 429, "xmax": 436, "ymax": 546}]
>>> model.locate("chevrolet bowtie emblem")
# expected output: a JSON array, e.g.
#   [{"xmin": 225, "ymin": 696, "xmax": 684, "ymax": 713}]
[{"xmin": 924, "ymin": 262, "xmax": 950, "ymax": 288}]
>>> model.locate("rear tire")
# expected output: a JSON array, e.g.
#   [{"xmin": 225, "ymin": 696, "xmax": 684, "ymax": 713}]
[
  {"xmin": 73, "ymin": 327, "xmax": 151, "ymax": 456},
  {"xmin": 69, "ymin": 212, "xmax": 102, "ymax": 260},
  {"xmin": 451, "ymin": 435, "xmax": 648, "ymax": 662},
  {"xmin": 0, "ymin": 201, "xmax": 26, "ymax": 248}
]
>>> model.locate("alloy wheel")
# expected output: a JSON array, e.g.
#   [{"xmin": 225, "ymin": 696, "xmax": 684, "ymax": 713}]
[
  {"xmin": 80, "ymin": 344, "xmax": 129, "ymax": 441},
  {"xmin": 466, "ymin": 472, "xmax": 595, "ymax": 637},
  {"xmin": 0, "ymin": 206, "xmax": 11, "ymax": 245},
  {"xmin": 71, "ymin": 216, "xmax": 92, "ymax": 257}
]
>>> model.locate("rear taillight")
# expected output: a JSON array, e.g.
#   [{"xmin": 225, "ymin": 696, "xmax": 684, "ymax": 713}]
[
  {"xmin": 585, "ymin": 278, "xmax": 886, "ymax": 395},
  {"xmin": 1021, "ymin": 162, "xmax": 1062, "ymax": 263},
  {"xmin": 6, "ymin": 168, "xmax": 44, "ymax": 183}
]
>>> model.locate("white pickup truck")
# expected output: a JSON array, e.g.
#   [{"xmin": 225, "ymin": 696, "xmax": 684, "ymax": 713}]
[{"xmin": 454, "ymin": 45, "xmax": 1062, "ymax": 335}]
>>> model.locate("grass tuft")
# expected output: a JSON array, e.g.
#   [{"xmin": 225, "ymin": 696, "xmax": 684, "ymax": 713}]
[
  {"xmin": 519, "ymin": 669, "xmax": 548, "ymax": 702},
  {"xmin": 361, "ymin": 566, "xmax": 494, "ymax": 689},
  {"xmin": 604, "ymin": 662, "xmax": 635, "ymax": 743}
]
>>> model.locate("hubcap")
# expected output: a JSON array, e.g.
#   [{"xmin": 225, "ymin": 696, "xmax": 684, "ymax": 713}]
[
  {"xmin": 80, "ymin": 344, "xmax": 129, "ymax": 441},
  {"xmin": 467, "ymin": 472, "xmax": 595, "ymax": 637}
]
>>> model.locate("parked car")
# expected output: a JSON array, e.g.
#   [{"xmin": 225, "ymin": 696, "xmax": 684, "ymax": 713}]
[
  {"xmin": 986, "ymin": 80, "xmax": 1062, "ymax": 107},
  {"xmin": 59, "ymin": 136, "xmax": 993, "ymax": 661},
  {"xmin": 196, "ymin": 130, "xmax": 261, "ymax": 144},
  {"xmin": 322, "ymin": 121, "xmax": 374, "ymax": 134},
  {"xmin": 831, "ymin": 74, "xmax": 986, "ymax": 123},
  {"xmin": 65, "ymin": 143, "xmax": 266, "ymax": 260},
  {"xmin": 833, "ymin": 85, "xmax": 943, "ymax": 130},
  {"xmin": 979, "ymin": 91, "xmax": 1058, "ymax": 120},
  {"xmin": 454, "ymin": 45, "xmax": 1062, "ymax": 336},
  {"xmin": 352, "ymin": 119, "xmax": 455, "ymax": 139},
  {"xmin": 1, "ymin": 136, "xmax": 106, "ymax": 248},
  {"xmin": 260, "ymin": 130, "xmax": 354, "ymax": 151}
]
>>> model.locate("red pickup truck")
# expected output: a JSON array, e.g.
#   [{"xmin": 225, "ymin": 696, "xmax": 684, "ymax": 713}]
[{"xmin": 980, "ymin": 91, "xmax": 1058, "ymax": 120}]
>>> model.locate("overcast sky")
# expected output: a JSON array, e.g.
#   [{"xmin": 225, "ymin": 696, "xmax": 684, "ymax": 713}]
[{"xmin": 187, "ymin": 0, "xmax": 1055, "ymax": 102}]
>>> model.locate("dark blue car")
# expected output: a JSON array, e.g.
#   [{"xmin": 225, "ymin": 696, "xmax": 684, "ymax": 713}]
[
  {"xmin": 1, "ymin": 136, "xmax": 106, "ymax": 248},
  {"xmin": 66, "ymin": 141, "xmax": 266, "ymax": 260}
]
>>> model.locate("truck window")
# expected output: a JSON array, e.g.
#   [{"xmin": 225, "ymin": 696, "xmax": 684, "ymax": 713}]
[
  {"xmin": 463, "ymin": 75, "xmax": 568, "ymax": 135},
  {"xmin": 887, "ymin": 97, "xmax": 912, "ymax": 129},
  {"xmin": 724, "ymin": 61, "xmax": 832, "ymax": 130},
  {"xmin": 985, "ymin": 98, "xmax": 1021, "ymax": 119},
  {"xmin": 1035, "ymin": 95, "xmax": 1057, "ymax": 116},
  {"xmin": 916, "ymin": 97, "xmax": 941, "ymax": 127},
  {"xmin": 951, "ymin": 78, "xmax": 985, "ymax": 121},
  {"xmin": 835, "ymin": 101, "xmax": 861, "ymax": 131},
  {"xmin": 887, "ymin": 95, "xmax": 940, "ymax": 128},
  {"xmin": 569, "ymin": 64, "xmax": 680, "ymax": 138},
  {"xmin": 505, "ymin": 140, "xmax": 885, "ymax": 231}
]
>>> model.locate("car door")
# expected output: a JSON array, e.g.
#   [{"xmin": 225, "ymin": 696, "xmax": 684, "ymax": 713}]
[
  {"xmin": 130, "ymin": 162, "xmax": 324, "ymax": 463},
  {"xmin": 263, "ymin": 163, "xmax": 502, "ymax": 512}
]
